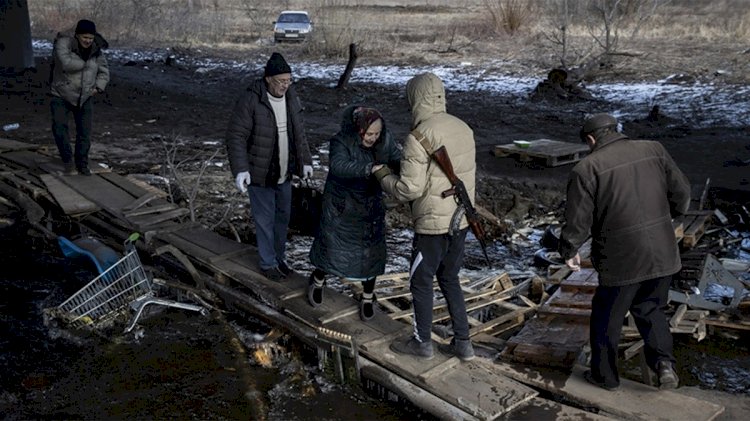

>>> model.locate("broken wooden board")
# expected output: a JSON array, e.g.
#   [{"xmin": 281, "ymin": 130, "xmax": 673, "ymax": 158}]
[
  {"xmin": 128, "ymin": 207, "xmax": 190, "ymax": 231},
  {"xmin": 537, "ymin": 268, "xmax": 597, "ymax": 318},
  {"xmin": 39, "ymin": 160, "xmax": 111, "ymax": 176},
  {"xmin": 50, "ymin": 174, "xmax": 137, "ymax": 220},
  {"xmin": 39, "ymin": 174, "xmax": 100, "ymax": 216},
  {"xmin": 0, "ymin": 138, "xmax": 42, "ymax": 152},
  {"xmin": 498, "ymin": 396, "xmax": 616, "ymax": 420},
  {"xmin": 0, "ymin": 149, "xmax": 51, "ymax": 170},
  {"xmin": 494, "ymin": 139, "xmax": 589, "ymax": 167},
  {"xmin": 494, "ymin": 362, "xmax": 725, "ymax": 421},
  {"xmin": 501, "ymin": 269, "xmax": 597, "ymax": 368},
  {"xmin": 361, "ymin": 334, "xmax": 538, "ymax": 419},
  {"xmin": 1, "ymin": 172, "xmax": 53, "ymax": 203},
  {"xmin": 500, "ymin": 315, "xmax": 589, "ymax": 368}
]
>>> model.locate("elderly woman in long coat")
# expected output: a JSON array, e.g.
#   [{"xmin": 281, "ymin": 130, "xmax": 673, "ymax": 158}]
[{"xmin": 308, "ymin": 106, "xmax": 401, "ymax": 320}]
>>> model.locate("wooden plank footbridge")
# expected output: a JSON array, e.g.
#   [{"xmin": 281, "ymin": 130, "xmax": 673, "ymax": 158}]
[{"xmin": 0, "ymin": 138, "xmax": 725, "ymax": 420}]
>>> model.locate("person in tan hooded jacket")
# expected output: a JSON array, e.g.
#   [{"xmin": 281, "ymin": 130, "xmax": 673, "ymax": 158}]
[{"xmin": 375, "ymin": 72, "xmax": 476, "ymax": 361}]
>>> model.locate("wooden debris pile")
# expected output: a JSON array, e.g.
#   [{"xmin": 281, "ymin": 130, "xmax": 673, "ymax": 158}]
[{"xmin": 374, "ymin": 271, "xmax": 539, "ymax": 351}]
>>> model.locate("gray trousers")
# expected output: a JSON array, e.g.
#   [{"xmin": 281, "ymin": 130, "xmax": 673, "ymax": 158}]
[{"xmin": 409, "ymin": 228, "xmax": 470, "ymax": 342}]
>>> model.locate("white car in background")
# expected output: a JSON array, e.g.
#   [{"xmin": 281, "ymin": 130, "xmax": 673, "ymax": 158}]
[{"xmin": 273, "ymin": 11, "xmax": 313, "ymax": 43}]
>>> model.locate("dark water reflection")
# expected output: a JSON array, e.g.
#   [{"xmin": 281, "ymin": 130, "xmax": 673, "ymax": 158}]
[
  {"xmin": 0, "ymin": 232, "xmax": 412, "ymax": 420},
  {"xmin": 3, "ymin": 224, "xmax": 749, "ymax": 420}
]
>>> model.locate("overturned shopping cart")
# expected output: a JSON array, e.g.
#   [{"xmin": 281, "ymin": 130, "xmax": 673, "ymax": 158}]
[{"xmin": 53, "ymin": 233, "xmax": 207, "ymax": 333}]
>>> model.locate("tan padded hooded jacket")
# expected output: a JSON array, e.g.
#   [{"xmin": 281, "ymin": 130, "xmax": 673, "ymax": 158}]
[{"xmin": 379, "ymin": 73, "xmax": 476, "ymax": 235}]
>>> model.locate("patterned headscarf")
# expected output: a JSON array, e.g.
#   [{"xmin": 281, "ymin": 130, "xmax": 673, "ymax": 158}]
[{"xmin": 352, "ymin": 107, "xmax": 383, "ymax": 139}]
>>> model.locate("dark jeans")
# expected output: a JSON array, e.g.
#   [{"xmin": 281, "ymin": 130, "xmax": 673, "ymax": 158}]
[
  {"xmin": 247, "ymin": 180, "xmax": 291, "ymax": 270},
  {"xmin": 590, "ymin": 275, "xmax": 675, "ymax": 387},
  {"xmin": 50, "ymin": 96, "xmax": 93, "ymax": 168},
  {"xmin": 409, "ymin": 228, "xmax": 470, "ymax": 342}
]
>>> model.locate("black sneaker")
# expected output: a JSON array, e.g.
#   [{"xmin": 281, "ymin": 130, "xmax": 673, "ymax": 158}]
[
  {"xmin": 77, "ymin": 166, "xmax": 92, "ymax": 176},
  {"xmin": 359, "ymin": 295, "xmax": 376, "ymax": 321},
  {"xmin": 583, "ymin": 370, "xmax": 620, "ymax": 391},
  {"xmin": 278, "ymin": 261, "xmax": 293, "ymax": 276},
  {"xmin": 307, "ymin": 273, "xmax": 323, "ymax": 308},
  {"xmin": 438, "ymin": 338, "xmax": 475, "ymax": 361},
  {"xmin": 261, "ymin": 267, "xmax": 286, "ymax": 282},
  {"xmin": 389, "ymin": 336, "xmax": 434, "ymax": 360},
  {"xmin": 657, "ymin": 360, "xmax": 679, "ymax": 390},
  {"xmin": 63, "ymin": 161, "xmax": 77, "ymax": 175}
]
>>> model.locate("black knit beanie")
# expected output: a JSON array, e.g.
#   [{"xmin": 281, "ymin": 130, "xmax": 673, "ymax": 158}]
[
  {"xmin": 264, "ymin": 52, "xmax": 292, "ymax": 77},
  {"xmin": 75, "ymin": 19, "xmax": 97, "ymax": 35}
]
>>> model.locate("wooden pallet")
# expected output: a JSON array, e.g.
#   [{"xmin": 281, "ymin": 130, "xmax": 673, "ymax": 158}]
[
  {"xmin": 675, "ymin": 210, "xmax": 714, "ymax": 248},
  {"xmin": 500, "ymin": 268, "xmax": 597, "ymax": 368},
  {"xmin": 494, "ymin": 139, "xmax": 589, "ymax": 167},
  {"xmin": 375, "ymin": 272, "xmax": 536, "ymax": 342}
]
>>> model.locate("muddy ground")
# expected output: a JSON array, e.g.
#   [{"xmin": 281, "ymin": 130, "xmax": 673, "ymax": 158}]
[
  {"xmin": 2, "ymin": 45, "xmax": 750, "ymax": 419},
  {"xmin": 2, "ymin": 46, "xmax": 749, "ymax": 240}
]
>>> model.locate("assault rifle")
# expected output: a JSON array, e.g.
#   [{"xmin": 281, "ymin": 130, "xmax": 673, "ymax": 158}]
[{"xmin": 431, "ymin": 145, "xmax": 491, "ymax": 267}]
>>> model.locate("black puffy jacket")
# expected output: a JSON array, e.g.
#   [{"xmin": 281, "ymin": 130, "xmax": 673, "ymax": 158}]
[{"xmin": 225, "ymin": 78, "xmax": 311, "ymax": 187}]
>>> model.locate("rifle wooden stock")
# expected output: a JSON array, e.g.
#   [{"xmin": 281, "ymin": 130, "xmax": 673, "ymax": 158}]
[
  {"xmin": 432, "ymin": 146, "xmax": 459, "ymax": 185},
  {"xmin": 430, "ymin": 146, "xmax": 491, "ymax": 266}
]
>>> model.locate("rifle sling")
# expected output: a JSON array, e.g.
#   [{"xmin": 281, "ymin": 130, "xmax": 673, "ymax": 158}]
[{"xmin": 411, "ymin": 129, "xmax": 434, "ymax": 156}]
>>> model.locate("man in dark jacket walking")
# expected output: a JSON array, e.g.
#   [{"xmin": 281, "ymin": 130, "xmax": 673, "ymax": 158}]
[
  {"xmin": 559, "ymin": 113, "xmax": 691, "ymax": 391},
  {"xmin": 50, "ymin": 19, "xmax": 109, "ymax": 176},
  {"xmin": 225, "ymin": 52, "xmax": 313, "ymax": 281}
]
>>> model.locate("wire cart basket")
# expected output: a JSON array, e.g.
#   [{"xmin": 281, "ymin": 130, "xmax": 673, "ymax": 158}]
[{"xmin": 53, "ymin": 233, "xmax": 206, "ymax": 333}]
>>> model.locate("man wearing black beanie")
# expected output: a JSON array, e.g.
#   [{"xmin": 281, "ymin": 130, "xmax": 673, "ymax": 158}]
[
  {"xmin": 225, "ymin": 52, "xmax": 313, "ymax": 281},
  {"xmin": 49, "ymin": 19, "xmax": 109, "ymax": 176}
]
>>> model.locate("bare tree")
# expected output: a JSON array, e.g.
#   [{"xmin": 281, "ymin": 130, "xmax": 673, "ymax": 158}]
[
  {"xmin": 161, "ymin": 133, "xmax": 223, "ymax": 223},
  {"xmin": 541, "ymin": 0, "xmax": 668, "ymax": 76},
  {"xmin": 541, "ymin": 0, "xmax": 595, "ymax": 69},
  {"xmin": 586, "ymin": 0, "xmax": 669, "ymax": 57}
]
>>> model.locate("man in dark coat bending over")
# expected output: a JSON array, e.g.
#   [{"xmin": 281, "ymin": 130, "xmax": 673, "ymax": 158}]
[{"xmin": 559, "ymin": 113, "xmax": 691, "ymax": 391}]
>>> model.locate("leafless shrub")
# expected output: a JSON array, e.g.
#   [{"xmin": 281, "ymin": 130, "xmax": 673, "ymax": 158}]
[
  {"xmin": 160, "ymin": 133, "xmax": 228, "ymax": 224},
  {"xmin": 437, "ymin": 24, "xmax": 481, "ymax": 54},
  {"xmin": 537, "ymin": 0, "xmax": 668, "ymax": 73},
  {"xmin": 483, "ymin": 0, "xmax": 533, "ymax": 36},
  {"xmin": 301, "ymin": 0, "xmax": 375, "ymax": 59},
  {"xmin": 30, "ymin": 0, "xmax": 231, "ymax": 45},
  {"xmin": 239, "ymin": 1, "xmax": 278, "ymax": 40}
]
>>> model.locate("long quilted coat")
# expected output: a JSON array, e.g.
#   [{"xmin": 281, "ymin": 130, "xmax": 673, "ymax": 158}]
[{"xmin": 309, "ymin": 106, "xmax": 402, "ymax": 279}]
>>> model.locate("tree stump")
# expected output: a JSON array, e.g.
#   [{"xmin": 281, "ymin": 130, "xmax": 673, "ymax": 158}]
[{"xmin": 336, "ymin": 43, "xmax": 358, "ymax": 90}]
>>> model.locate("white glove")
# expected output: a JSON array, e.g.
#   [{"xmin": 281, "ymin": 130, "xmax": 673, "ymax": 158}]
[
  {"xmin": 565, "ymin": 253, "xmax": 581, "ymax": 271},
  {"xmin": 235, "ymin": 171, "xmax": 251, "ymax": 193},
  {"xmin": 303, "ymin": 165, "xmax": 313, "ymax": 179}
]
